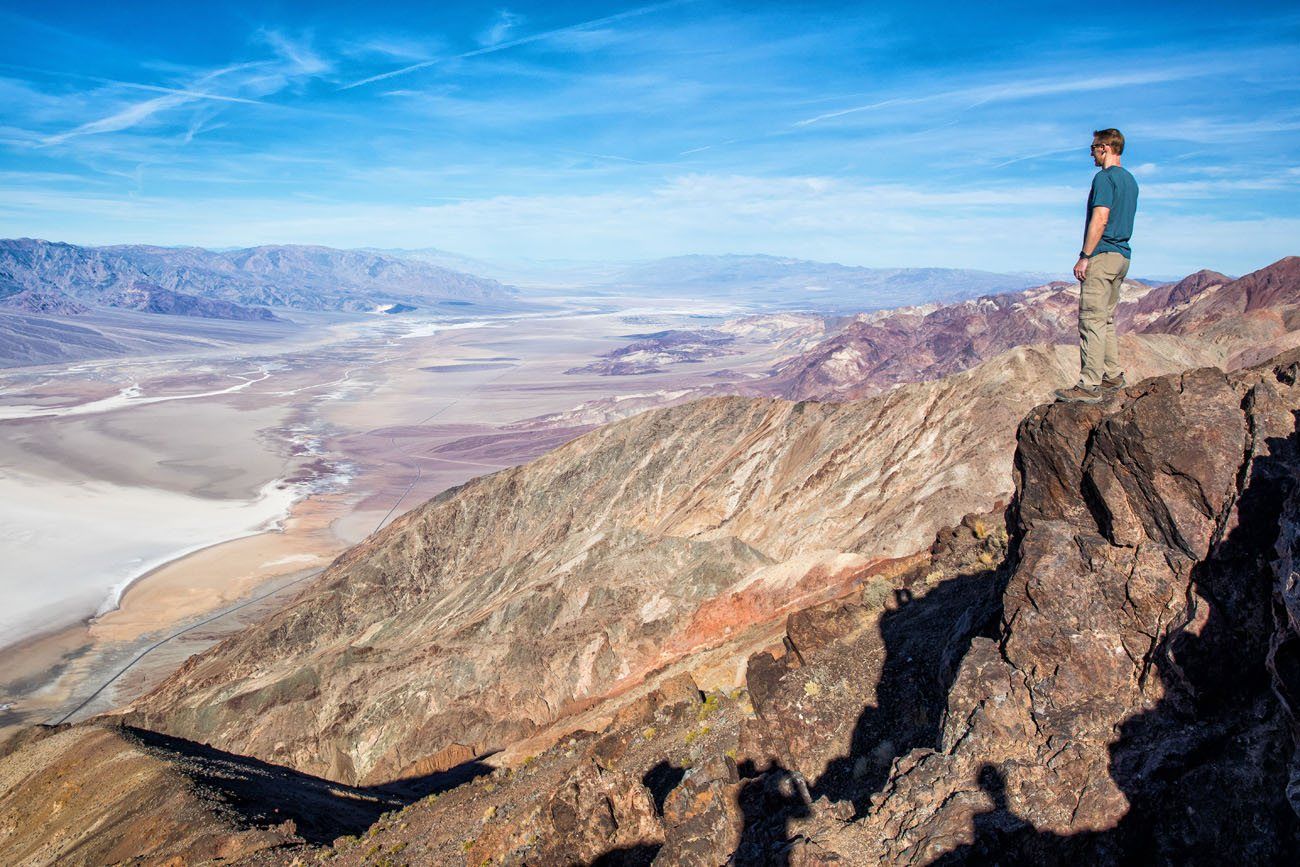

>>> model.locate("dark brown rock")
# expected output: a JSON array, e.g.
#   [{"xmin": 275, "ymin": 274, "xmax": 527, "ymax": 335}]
[
  {"xmin": 653, "ymin": 755, "xmax": 744, "ymax": 866},
  {"xmin": 535, "ymin": 760, "xmax": 665, "ymax": 865},
  {"xmin": 811, "ymin": 351, "xmax": 1300, "ymax": 863}
]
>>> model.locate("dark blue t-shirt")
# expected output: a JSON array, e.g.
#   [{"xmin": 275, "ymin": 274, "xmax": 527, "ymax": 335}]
[{"xmin": 1086, "ymin": 166, "xmax": 1139, "ymax": 258}]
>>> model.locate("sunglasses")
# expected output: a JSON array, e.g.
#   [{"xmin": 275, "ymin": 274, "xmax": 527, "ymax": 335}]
[{"xmin": 1090, "ymin": 144, "xmax": 1107, "ymax": 153}]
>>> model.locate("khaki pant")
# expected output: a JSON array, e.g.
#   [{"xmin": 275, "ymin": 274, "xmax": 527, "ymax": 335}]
[{"xmin": 1078, "ymin": 251, "xmax": 1130, "ymax": 388}]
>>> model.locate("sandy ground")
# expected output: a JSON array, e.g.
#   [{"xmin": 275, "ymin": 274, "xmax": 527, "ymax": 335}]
[
  {"xmin": 87, "ymin": 494, "xmax": 351, "ymax": 643},
  {"xmin": 0, "ymin": 299, "xmax": 793, "ymax": 736}
]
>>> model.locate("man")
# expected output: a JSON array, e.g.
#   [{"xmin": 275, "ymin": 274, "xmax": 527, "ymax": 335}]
[{"xmin": 1054, "ymin": 128, "xmax": 1139, "ymax": 403}]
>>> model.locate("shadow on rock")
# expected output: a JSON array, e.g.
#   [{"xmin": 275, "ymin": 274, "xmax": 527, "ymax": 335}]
[
  {"xmin": 815, "ymin": 570, "xmax": 1007, "ymax": 814},
  {"xmin": 732, "ymin": 760, "xmax": 814, "ymax": 865},
  {"xmin": 123, "ymin": 726, "xmax": 493, "ymax": 845},
  {"xmin": 733, "ymin": 513, "xmax": 1011, "ymax": 863}
]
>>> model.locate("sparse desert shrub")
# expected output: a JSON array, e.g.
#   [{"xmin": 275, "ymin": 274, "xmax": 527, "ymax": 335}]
[
  {"xmin": 684, "ymin": 725, "xmax": 711, "ymax": 746},
  {"xmin": 861, "ymin": 579, "xmax": 893, "ymax": 609}
]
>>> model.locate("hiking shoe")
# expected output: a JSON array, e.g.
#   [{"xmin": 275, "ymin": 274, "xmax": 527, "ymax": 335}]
[
  {"xmin": 1054, "ymin": 384, "xmax": 1103, "ymax": 404},
  {"xmin": 1101, "ymin": 373, "xmax": 1127, "ymax": 390}
]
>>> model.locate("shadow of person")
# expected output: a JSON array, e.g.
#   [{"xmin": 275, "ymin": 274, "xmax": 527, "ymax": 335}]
[
  {"xmin": 732, "ymin": 759, "xmax": 813, "ymax": 867},
  {"xmin": 814, "ymin": 562, "xmax": 1009, "ymax": 815},
  {"xmin": 926, "ymin": 764, "xmax": 1039, "ymax": 865}
]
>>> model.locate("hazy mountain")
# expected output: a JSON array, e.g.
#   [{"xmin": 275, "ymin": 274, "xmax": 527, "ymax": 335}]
[
  {"xmin": 375, "ymin": 248, "xmax": 1056, "ymax": 310},
  {"xmin": 0, "ymin": 238, "xmax": 519, "ymax": 314},
  {"xmin": 602, "ymin": 254, "xmax": 1055, "ymax": 311}
]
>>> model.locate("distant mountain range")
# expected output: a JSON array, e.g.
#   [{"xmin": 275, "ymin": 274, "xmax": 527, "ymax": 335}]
[
  {"xmin": 1, "ymin": 241, "xmax": 1054, "ymax": 324},
  {"xmin": 0, "ymin": 239, "xmax": 518, "ymax": 317},
  {"xmin": 373, "ymin": 249, "xmax": 1057, "ymax": 311},
  {"xmin": 602, "ymin": 254, "xmax": 1055, "ymax": 310}
]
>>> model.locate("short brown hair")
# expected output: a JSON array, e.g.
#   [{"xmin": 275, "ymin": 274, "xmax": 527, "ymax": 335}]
[{"xmin": 1092, "ymin": 128, "xmax": 1125, "ymax": 155}]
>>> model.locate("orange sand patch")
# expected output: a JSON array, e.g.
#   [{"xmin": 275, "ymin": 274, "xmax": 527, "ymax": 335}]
[{"xmin": 89, "ymin": 494, "xmax": 352, "ymax": 643}]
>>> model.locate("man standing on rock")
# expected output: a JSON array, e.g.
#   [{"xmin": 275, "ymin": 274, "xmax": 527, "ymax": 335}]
[{"xmin": 1055, "ymin": 128, "xmax": 1139, "ymax": 403}]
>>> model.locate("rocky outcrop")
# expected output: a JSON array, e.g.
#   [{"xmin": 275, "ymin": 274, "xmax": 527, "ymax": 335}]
[{"xmin": 779, "ymin": 350, "xmax": 1300, "ymax": 862}]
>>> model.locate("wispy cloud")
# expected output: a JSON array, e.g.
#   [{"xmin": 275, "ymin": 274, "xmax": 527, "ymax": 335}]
[
  {"xmin": 1, "ymin": 3, "xmax": 1295, "ymax": 275},
  {"xmin": 338, "ymin": 35, "xmax": 440, "ymax": 62},
  {"xmin": 34, "ymin": 33, "xmax": 332, "ymax": 147},
  {"xmin": 40, "ymin": 63, "xmax": 271, "ymax": 145},
  {"xmin": 795, "ymin": 66, "xmax": 1230, "ymax": 128},
  {"xmin": 478, "ymin": 10, "xmax": 525, "ymax": 47},
  {"xmin": 256, "ymin": 29, "xmax": 333, "ymax": 77},
  {"xmin": 340, "ymin": 0, "xmax": 694, "ymax": 90}
]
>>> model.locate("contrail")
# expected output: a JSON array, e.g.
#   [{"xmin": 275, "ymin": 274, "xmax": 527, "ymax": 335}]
[{"xmin": 340, "ymin": 0, "xmax": 695, "ymax": 90}]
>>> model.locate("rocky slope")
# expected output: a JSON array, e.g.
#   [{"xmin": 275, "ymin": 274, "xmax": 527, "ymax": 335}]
[
  {"xmin": 777, "ymin": 348, "xmax": 1300, "ymax": 863},
  {"xmin": 2, "ymin": 296, "xmax": 1298, "ymax": 864},
  {"xmin": 104, "ymin": 280, "xmax": 279, "ymax": 321},
  {"xmin": 0, "ymin": 238, "xmax": 518, "ymax": 314},
  {"xmin": 253, "ymin": 348, "xmax": 1300, "ymax": 866},
  {"xmin": 120, "ymin": 332, "xmax": 1217, "ymax": 791}
]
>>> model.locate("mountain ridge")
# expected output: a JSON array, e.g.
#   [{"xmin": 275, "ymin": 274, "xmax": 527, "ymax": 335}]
[{"xmin": 0, "ymin": 238, "xmax": 519, "ymax": 315}]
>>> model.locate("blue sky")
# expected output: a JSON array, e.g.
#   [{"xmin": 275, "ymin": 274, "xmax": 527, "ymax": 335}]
[{"xmin": 0, "ymin": 1, "xmax": 1297, "ymax": 276}]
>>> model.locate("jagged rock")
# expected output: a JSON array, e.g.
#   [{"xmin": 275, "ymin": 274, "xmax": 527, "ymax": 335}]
[
  {"xmin": 533, "ymin": 760, "xmax": 664, "ymax": 865},
  {"xmin": 741, "ymin": 512, "xmax": 1008, "ymax": 799},
  {"xmin": 653, "ymin": 755, "xmax": 744, "ymax": 866},
  {"xmin": 808, "ymin": 351, "xmax": 1300, "ymax": 863}
]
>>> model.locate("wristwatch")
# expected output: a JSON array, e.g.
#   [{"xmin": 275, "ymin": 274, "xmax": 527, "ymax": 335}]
[{"xmin": 1078, "ymin": 250, "xmax": 1090, "ymax": 258}]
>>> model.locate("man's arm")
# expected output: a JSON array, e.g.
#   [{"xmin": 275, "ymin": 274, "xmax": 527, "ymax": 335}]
[{"xmin": 1074, "ymin": 206, "xmax": 1110, "ymax": 281}]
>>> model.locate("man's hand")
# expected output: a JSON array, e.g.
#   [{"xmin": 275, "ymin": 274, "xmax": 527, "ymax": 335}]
[{"xmin": 1074, "ymin": 256, "xmax": 1089, "ymax": 281}]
